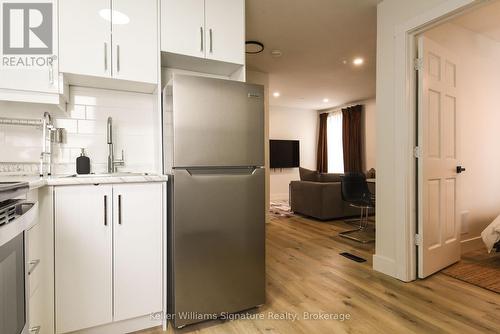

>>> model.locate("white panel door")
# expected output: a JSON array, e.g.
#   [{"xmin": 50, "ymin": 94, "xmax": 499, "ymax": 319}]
[
  {"xmin": 418, "ymin": 36, "xmax": 461, "ymax": 278},
  {"xmin": 55, "ymin": 185, "xmax": 113, "ymax": 333},
  {"xmin": 161, "ymin": 0, "xmax": 205, "ymax": 58},
  {"xmin": 205, "ymin": 0, "xmax": 245, "ymax": 65},
  {"xmin": 0, "ymin": 0, "xmax": 59, "ymax": 93},
  {"xmin": 112, "ymin": 0, "xmax": 158, "ymax": 83},
  {"xmin": 59, "ymin": 0, "xmax": 112, "ymax": 78},
  {"xmin": 113, "ymin": 183, "xmax": 163, "ymax": 321}
]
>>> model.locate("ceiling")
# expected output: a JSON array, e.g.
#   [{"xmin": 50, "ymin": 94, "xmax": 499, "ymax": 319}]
[
  {"xmin": 451, "ymin": 0, "xmax": 500, "ymax": 43},
  {"xmin": 245, "ymin": 0, "xmax": 379, "ymax": 110}
]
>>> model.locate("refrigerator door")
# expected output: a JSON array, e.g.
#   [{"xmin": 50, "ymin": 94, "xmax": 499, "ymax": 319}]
[
  {"xmin": 172, "ymin": 75, "xmax": 264, "ymax": 167},
  {"xmin": 172, "ymin": 167, "xmax": 265, "ymax": 328}
]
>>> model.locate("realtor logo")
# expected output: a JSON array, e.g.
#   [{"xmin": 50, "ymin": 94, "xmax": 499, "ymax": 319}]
[{"xmin": 2, "ymin": 2, "xmax": 53, "ymax": 54}]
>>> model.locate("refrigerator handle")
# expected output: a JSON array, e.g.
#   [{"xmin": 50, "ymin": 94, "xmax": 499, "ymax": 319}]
[{"xmin": 185, "ymin": 167, "xmax": 262, "ymax": 176}]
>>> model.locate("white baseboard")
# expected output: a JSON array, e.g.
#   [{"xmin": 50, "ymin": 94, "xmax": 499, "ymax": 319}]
[
  {"xmin": 74, "ymin": 314, "xmax": 161, "ymax": 334},
  {"xmin": 372, "ymin": 254, "xmax": 398, "ymax": 279},
  {"xmin": 461, "ymin": 236, "xmax": 485, "ymax": 254}
]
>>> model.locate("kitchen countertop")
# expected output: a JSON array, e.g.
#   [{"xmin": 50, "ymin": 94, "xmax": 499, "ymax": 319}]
[{"xmin": 0, "ymin": 173, "xmax": 169, "ymax": 190}]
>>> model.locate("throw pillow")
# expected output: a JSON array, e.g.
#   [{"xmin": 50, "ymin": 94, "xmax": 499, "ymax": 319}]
[
  {"xmin": 318, "ymin": 173, "xmax": 342, "ymax": 183},
  {"xmin": 299, "ymin": 167, "xmax": 319, "ymax": 182}
]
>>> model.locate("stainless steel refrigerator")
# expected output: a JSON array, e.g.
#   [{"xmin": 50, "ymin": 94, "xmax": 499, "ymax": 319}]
[{"xmin": 164, "ymin": 75, "xmax": 265, "ymax": 328}]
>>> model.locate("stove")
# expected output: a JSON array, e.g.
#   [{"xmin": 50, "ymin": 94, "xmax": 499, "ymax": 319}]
[{"xmin": 0, "ymin": 181, "xmax": 29, "ymax": 203}]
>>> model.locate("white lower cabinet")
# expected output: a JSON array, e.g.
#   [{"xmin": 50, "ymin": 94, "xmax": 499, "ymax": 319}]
[{"xmin": 54, "ymin": 183, "xmax": 163, "ymax": 333}]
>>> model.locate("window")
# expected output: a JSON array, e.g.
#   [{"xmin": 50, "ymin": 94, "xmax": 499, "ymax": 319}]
[{"xmin": 327, "ymin": 111, "xmax": 344, "ymax": 173}]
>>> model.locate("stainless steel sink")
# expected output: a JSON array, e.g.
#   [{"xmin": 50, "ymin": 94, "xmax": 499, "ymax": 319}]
[{"xmin": 62, "ymin": 172, "xmax": 150, "ymax": 178}]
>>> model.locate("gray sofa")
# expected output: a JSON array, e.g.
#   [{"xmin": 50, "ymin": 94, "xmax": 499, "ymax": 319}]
[{"xmin": 289, "ymin": 168, "xmax": 373, "ymax": 220}]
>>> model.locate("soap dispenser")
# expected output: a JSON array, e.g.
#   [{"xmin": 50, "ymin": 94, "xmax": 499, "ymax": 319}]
[{"xmin": 76, "ymin": 148, "xmax": 90, "ymax": 174}]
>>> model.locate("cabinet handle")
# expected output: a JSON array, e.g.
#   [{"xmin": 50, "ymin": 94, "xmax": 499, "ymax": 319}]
[
  {"xmin": 29, "ymin": 326, "xmax": 41, "ymax": 334},
  {"xmin": 28, "ymin": 259, "xmax": 40, "ymax": 275},
  {"xmin": 118, "ymin": 194, "xmax": 122, "ymax": 225},
  {"xmin": 209, "ymin": 29, "xmax": 213, "ymax": 53},
  {"xmin": 104, "ymin": 42, "xmax": 108, "ymax": 71},
  {"xmin": 104, "ymin": 195, "xmax": 108, "ymax": 226},
  {"xmin": 48, "ymin": 56, "xmax": 54, "ymax": 85},
  {"xmin": 117, "ymin": 44, "xmax": 120, "ymax": 73},
  {"xmin": 200, "ymin": 27, "xmax": 204, "ymax": 52}
]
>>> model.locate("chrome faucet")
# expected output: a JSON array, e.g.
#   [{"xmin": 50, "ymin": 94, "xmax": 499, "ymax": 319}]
[{"xmin": 107, "ymin": 117, "xmax": 124, "ymax": 173}]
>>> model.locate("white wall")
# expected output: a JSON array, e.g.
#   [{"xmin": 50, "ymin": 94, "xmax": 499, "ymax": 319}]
[
  {"xmin": 0, "ymin": 86, "xmax": 160, "ymax": 174},
  {"xmin": 423, "ymin": 22, "xmax": 500, "ymax": 249},
  {"xmin": 269, "ymin": 105, "xmax": 318, "ymax": 200},
  {"xmin": 376, "ymin": 0, "xmax": 473, "ymax": 280}
]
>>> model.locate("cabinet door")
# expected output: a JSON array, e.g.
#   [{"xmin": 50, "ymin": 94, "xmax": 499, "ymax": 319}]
[
  {"xmin": 59, "ymin": 0, "xmax": 112, "ymax": 78},
  {"xmin": 111, "ymin": 0, "xmax": 158, "ymax": 83},
  {"xmin": 0, "ymin": 0, "xmax": 59, "ymax": 93},
  {"xmin": 162, "ymin": 0, "xmax": 205, "ymax": 58},
  {"xmin": 55, "ymin": 185, "xmax": 113, "ymax": 333},
  {"xmin": 113, "ymin": 183, "xmax": 163, "ymax": 321},
  {"xmin": 205, "ymin": 0, "xmax": 245, "ymax": 65}
]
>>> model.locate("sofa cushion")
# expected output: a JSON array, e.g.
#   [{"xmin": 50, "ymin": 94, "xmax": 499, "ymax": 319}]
[
  {"xmin": 299, "ymin": 167, "xmax": 319, "ymax": 182},
  {"xmin": 318, "ymin": 173, "xmax": 342, "ymax": 183}
]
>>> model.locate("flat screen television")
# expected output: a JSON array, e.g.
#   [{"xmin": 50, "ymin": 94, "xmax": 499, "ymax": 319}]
[{"xmin": 270, "ymin": 140, "xmax": 300, "ymax": 168}]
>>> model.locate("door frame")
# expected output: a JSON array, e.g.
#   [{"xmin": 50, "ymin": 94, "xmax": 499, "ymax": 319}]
[{"xmin": 391, "ymin": 0, "xmax": 486, "ymax": 281}]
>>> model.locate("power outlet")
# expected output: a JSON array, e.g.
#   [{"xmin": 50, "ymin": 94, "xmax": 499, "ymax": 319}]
[{"xmin": 461, "ymin": 211, "xmax": 469, "ymax": 234}]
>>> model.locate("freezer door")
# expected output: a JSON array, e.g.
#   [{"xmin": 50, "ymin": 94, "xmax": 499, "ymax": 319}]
[
  {"xmin": 172, "ymin": 167, "xmax": 265, "ymax": 327},
  {"xmin": 173, "ymin": 75, "xmax": 264, "ymax": 167}
]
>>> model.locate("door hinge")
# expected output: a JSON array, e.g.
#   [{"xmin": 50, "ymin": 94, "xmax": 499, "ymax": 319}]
[
  {"xmin": 413, "ymin": 146, "xmax": 421, "ymax": 158},
  {"xmin": 414, "ymin": 58, "xmax": 423, "ymax": 71},
  {"xmin": 415, "ymin": 234, "xmax": 422, "ymax": 246}
]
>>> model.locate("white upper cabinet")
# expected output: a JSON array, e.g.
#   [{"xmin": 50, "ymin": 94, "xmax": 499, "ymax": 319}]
[
  {"xmin": 111, "ymin": 0, "xmax": 158, "ymax": 83},
  {"xmin": 0, "ymin": 0, "xmax": 66, "ymax": 105},
  {"xmin": 162, "ymin": 0, "xmax": 245, "ymax": 66},
  {"xmin": 205, "ymin": 0, "xmax": 245, "ymax": 65},
  {"xmin": 162, "ymin": 0, "xmax": 205, "ymax": 59},
  {"xmin": 59, "ymin": 0, "xmax": 112, "ymax": 79},
  {"xmin": 59, "ymin": 0, "xmax": 158, "ymax": 86}
]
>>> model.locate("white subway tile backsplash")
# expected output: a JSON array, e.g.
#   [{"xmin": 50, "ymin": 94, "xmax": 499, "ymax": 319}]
[
  {"xmin": 68, "ymin": 105, "xmax": 86, "ymax": 119},
  {"xmin": 78, "ymin": 120, "xmax": 106, "ymax": 135},
  {"xmin": 55, "ymin": 119, "xmax": 78, "ymax": 133},
  {"xmin": 4, "ymin": 127, "xmax": 42, "ymax": 147},
  {"xmin": 0, "ymin": 86, "xmax": 159, "ymax": 174}
]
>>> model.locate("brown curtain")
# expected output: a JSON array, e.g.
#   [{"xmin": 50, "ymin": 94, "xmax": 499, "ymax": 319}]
[
  {"xmin": 316, "ymin": 113, "xmax": 328, "ymax": 173},
  {"xmin": 342, "ymin": 105, "xmax": 363, "ymax": 173}
]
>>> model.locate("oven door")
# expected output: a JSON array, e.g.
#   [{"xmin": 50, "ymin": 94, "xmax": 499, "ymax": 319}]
[{"xmin": 0, "ymin": 231, "xmax": 27, "ymax": 334}]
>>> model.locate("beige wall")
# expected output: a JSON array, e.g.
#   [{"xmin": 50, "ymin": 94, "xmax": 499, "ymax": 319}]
[
  {"xmin": 269, "ymin": 106, "xmax": 318, "ymax": 200},
  {"xmin": 363, "ymin": 99, "xmax": 377, "ymax": 172},
  {"xmin": 423, "ymin": 22, "xmax": 500, "ymax": 248},
  {"xmin": 375, "ymin": 0, "xmax": 472, "ymax": 279}
]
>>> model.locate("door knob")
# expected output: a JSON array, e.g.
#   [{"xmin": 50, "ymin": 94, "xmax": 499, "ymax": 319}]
[{"xmin": 456, "ymin": 166, "xmax": 466, "ymax": 174}]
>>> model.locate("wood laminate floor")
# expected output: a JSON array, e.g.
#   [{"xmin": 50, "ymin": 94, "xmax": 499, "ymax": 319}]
[{"xmin": 138, "ymin": 214, "xmax": 500, "ymax": 334}]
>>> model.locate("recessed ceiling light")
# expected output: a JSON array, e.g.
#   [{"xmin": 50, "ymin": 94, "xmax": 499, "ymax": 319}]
[
  {"xmin": 353, "ymin": 57, "xmax": 364, "ymax": 66},
  {"xmin": 323, "ymin": 98, "xmax": 329, "ymax": 103},
  {"xmin": 273, "ymin": 92, "xmax": 280, "ymax": 98},
  {"xmin": 271, "ymin": 50, "xmax": 282, "ymax": 57}
]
